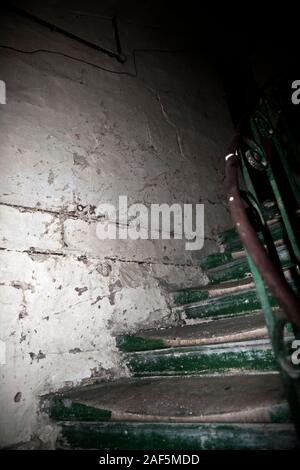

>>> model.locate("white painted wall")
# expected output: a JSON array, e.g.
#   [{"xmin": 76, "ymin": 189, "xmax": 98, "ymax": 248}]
[{"xmin": 0, "ymin": 3, "xmax": 233, "ymax": 447}]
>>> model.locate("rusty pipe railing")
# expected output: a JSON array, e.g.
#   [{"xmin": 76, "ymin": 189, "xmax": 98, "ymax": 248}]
[{"xmin": 225, "ymin": 139, "xmax": 300, "ymax": 330}]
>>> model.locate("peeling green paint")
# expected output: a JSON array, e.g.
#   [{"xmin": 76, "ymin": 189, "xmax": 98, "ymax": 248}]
[
  {"xmin": 182, "ymin": 279, "xmax": 299, "ymax": 320},
  {"xmin": 221, "ymin": 221, "xmax": 288, "ymax": 253},
  {"xmin": 182, "ymin": 287, "xmax": 277, "ymax": 319},
  {"xmin": 218, "ymin": 204, "xmax": 282, "ymax": 247},
  {"xmin": 198, "ymin": 252, "xmax": 234, "ymax": 271},
  {"xmin": 205, "ymin": 246, "xmax": 291, "ymax": 284},
  {"xmin": 116, "ymin": 335, "xmax": 167, "ymax": 353},
  {"xmin": 269, "ymin": 403, "xmax": 291, "ymax": 423},
  {"xmin": 58, "ymin": 422, "xmax": 298, "ymax": 450},
  {"xmin": 218, "ymin": 226, "xmax": 238, "ymax": 245},
  {"xmin": 124, "ymin": 340, "xmax": 277, "ymax": 376},
  {"xmin": 206, "ymin": 256, "xmax": 252, "ymax": 284},
  {"xmin": 173, "ymin": 289, "xmax": 209, "ymax": 305}
]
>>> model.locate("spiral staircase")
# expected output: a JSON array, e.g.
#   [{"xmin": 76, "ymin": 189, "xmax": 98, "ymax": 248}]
[{"xmin": 42, "ymin": 82, "xmax": 300, "ymax": 450}]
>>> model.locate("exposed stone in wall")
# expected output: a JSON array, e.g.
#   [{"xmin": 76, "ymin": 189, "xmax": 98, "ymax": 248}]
[{"xmin": 0, "ymin": 2, "xmax": 232, "ymax": 447}]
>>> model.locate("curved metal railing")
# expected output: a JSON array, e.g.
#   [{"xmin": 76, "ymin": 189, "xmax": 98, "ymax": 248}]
[
  {"xmin": 225, "ymin": 147, "xmax": 300, "ymax": 329},
  {"xmin": 224, "ymin": 84, "xmax": 300, "ymax": 431}
]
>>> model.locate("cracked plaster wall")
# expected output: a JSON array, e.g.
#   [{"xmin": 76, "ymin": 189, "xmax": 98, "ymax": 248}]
[{"xmin": 0, "ymin": 2, "xmax": 233, "ymax": 447}]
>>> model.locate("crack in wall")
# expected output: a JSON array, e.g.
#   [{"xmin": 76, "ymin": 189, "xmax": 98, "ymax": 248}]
[
  {"xmin": 156, "ymin": 92, "xmax": 185, "ymax": 160},
  {"xmin": 0, "ymin": 201, "xmax": 105, "ymax": 223},
  {"xmin": 0, "ymin": 247, "xmax": 195, "ymax": 267}
]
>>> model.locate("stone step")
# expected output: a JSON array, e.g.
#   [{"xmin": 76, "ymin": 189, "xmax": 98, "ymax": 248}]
[
  {"xmin": 217, "ymin": 200, "xmax": 280, "ymax": 246},
  {"xmin": 116, "ymin": 312, "xmax": 268, "ymax": 352},
  {"xmin": 172, "ymin": 278, "xmax": 255, "ymax": 306},
  {"xmin": 45, "ymin": 374, "xmax": 289, "ymax": 424},
  {"xmin": 202, "ymin": 245, "xmax": 292, "ymax": 284},
  {"xmin": 200, "ymin": 233, "xmax": 285, "ymax": 271},
  {"xmin": 121, "ymin": 339, "xmax": 276, "ymax": 377},
  {"xmin": 176, "ymin": 278, "xmax": 298, "ymax": 322},
  {"xmin": 174, "ymin": 285, "xmax": 277, "ymax": 321},
  {"xmin": 58, "ymin": 421, "xmax": 297, "ymax": 450},
  {"xmin": 217, "ymin": 218, "xmax": 284, "ymax": 254},
  {"xmin": 217, "ymin": 206, "xmax": 300, "ymax": 254}
]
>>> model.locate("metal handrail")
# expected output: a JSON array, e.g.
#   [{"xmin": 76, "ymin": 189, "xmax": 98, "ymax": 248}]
[
  {"xmin": 225, "ymin": 144, "xmax": 300, "ymax": 330},
  {"xmin": 224, "ymin": 102, "xmax": 300, "ymax": 431}
]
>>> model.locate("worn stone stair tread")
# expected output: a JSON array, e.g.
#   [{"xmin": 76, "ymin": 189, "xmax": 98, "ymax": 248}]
[
  {"xmin": 218, "ymin": 205, "xmax": 300, "ymax": 252},
  {"xmin": 122, "ymin": 338, "xmax": 276, "ymax": 376},
  {"xmin": 117, "ymin": 312, "xmax": 267, "ymax": 351},
  {"xmin": 177, "ymin": 278, "xmax": 297, "ymax": 320},
  {"xmin": 172, "ymin": 279, "xmax": 265, "ymax": 316},
  {"xmin": 58, "ymin": 421, "xmax": 297, "ymax": 450},
  {"xmin": 217, "ymin": 202, "xmax": 281, "ymax": 247},
  {"xmin": 48, "ymin": 374, "xmax": 289, "ymax": 424},
  {"xmin": 172, "ymin": 278, "xmax": 255, "ymax": 305},
  {"xmin": 175, "ymin": 285, "xmax": 277, "ymax": 320},
  {"xmin": 203, "ymin": 244, "xmax": 291, "ymax": 284},
  {"xmin": 218, "ymin": 220, "xmax": 285, "ymax": 254},
  {"xmin": 203, "ymin": 235, "xmax": 286, "ymax": 270}
]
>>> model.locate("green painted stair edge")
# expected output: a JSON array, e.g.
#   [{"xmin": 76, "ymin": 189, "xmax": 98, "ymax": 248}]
[
  {"xmin": 198, "ymin": 252, "xmax": 235, "ymax": 271},
  {"xmin": 176, "ymin": 285, "xmax": 277, "ymax": 319},
  {"xmin": 206, "ymin": 256, "xmax": 252, "ymax": 284},
  {"xmin": 42, "ymin": 396, "xmax": 112, "ymax": 422},
  {"xmin": 117, "ymin": 335, "xmax": 167, "ymax": 353},
  {"xmin": 43, "ymin": 389, "xmax": 290, "ymax": 425},
  {"xmin": 216, "ymin": 219, "xmax": 286, "ymax": 255},
  {"xmin": 179, "ymin": 279, "xmax": 298, "ymax": 319},
  {"xmin": 217, "ymin": 203, "xmax": 281, "ymax": 247},
  {"xmin": 57, "ymin": 422, "xmax": 298, "ymax": 450},
  {"xmin": 198, "ymin": 245, "xmax": 291, "ymax": 284},
  {"xmin": 123, "ymin": 339, "xmax": 278, "ymax": 376},
  {"xmin": 172, "ymin": 279, "xmax": 264, "ymax": 307},
  {"xmin": 116, "ymin": 325, "xmax": 296, "ymax": 354}
]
